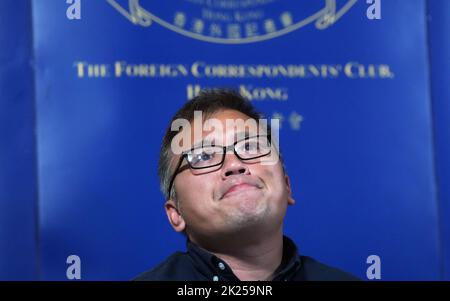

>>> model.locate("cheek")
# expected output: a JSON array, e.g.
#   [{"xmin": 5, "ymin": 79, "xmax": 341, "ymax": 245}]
[
  {"xmin": 174, "ymin": 174, "xmax": 215, "ymax": 212},
  {"xmin": 259, "ymin": 166, "xmax": 287, "ymax": 197},
  {"xmin": 174, "ymin": 175, "xmax": 219, "ymax": 230}
]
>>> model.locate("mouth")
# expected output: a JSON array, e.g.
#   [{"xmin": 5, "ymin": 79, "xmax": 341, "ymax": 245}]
[{"xmin": 221, "ymin": 183, "xmax": 260, "ymax": 199}]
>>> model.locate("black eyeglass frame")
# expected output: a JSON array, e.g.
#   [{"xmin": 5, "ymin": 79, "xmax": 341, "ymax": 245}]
[{"xmin": 166, "ymin": 134, "xmax": 272, "ymax": 197}]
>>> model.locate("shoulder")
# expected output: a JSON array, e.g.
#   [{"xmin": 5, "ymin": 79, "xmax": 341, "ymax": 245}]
[
  {"xmin": 297, "ymin": 256, "xmax": 361, "ymax": 281},
  {"xmin": 133, "ymin": 252, "xmax": 200, "ymax": 281}
]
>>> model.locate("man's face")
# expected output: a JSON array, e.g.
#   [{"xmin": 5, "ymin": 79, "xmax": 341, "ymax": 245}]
[{"xmin": 165, "ymin": 109, "xmax": 295, "ymax": 241}]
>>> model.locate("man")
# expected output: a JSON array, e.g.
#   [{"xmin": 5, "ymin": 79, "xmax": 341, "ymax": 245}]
[{"xmin": 136, "ymin": 89, "xmax": 358, "ymax": 281}]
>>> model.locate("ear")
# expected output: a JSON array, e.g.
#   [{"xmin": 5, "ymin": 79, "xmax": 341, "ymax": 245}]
[
  {"xmin": 285, "ymin": 175, "xmax": 296, "ymax": 205},
  {"xmin": 165, "ymin": 199, "xmax": 186, "ymax": 232}
]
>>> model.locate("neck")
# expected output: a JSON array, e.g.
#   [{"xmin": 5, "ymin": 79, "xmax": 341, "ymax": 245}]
[{"xmin": 195, "ymin": 227, "xmax": 284, "ymax": 281}]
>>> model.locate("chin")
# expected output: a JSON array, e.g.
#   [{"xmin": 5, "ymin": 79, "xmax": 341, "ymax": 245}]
[{"xmin": 227, "ymin": 202, "xmax": 270, "ymax": 228}]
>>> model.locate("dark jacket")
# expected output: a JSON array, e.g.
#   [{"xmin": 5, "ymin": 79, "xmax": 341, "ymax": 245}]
[{"xmin": 135, "ymin": 236, "xmax": 360, "ymax": 281}]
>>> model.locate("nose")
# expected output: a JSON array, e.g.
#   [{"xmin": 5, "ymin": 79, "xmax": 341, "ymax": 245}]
[{"xmin": 221, "ymin": 153, "xmax": 250, "ymax": 179}]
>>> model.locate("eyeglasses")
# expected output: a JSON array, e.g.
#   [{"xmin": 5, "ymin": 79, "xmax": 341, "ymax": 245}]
[{"xmin": 167, "ymin": 134, "xmax": 272, "ymax": 197}]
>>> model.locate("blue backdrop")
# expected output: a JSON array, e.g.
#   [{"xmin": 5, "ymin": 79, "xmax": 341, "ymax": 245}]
[
  {"xmin": 1, "ymin": 0, "xmax": 449, "ymax": 280},
  {"xmin": 0, "ymin": 0, "xmax": 38, "ymax": 280}
]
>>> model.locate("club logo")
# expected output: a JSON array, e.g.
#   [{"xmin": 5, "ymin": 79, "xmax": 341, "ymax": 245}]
[{"xmin": 107, "ymin": 0, "xmax": 358, "ymax": 44}]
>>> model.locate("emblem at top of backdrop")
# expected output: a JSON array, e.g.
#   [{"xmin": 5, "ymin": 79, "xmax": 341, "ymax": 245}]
[{"xmin": 106, "ymin": 0, "xmax": 358, "ymax": 44}]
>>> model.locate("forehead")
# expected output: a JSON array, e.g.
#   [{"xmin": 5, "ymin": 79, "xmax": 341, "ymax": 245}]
[{"xmin": 181, "ymin": 109, "xmax": 261, "ymax": 147}]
